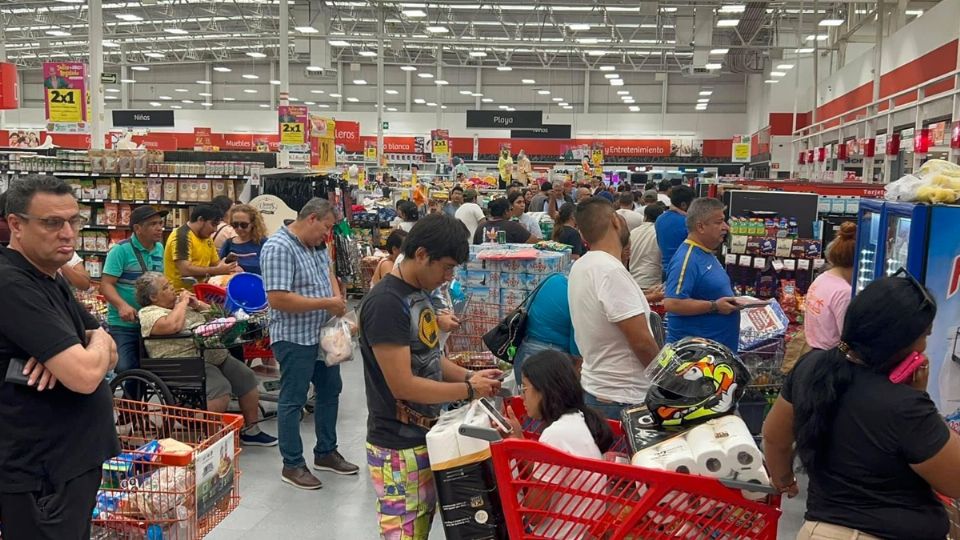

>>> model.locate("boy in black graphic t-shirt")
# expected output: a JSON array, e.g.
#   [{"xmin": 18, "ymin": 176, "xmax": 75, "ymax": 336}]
[{"xmin": 360, "ymin": 213, "xmax": 502, "ymax": 538}]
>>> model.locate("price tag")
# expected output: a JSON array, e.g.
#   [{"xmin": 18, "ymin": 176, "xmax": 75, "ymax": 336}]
[
  {"xmin": 775, "ymin": 239, "xmax": 793, "ymax": 258},
  {"xmin": 753, "ymin": 257, "xmax": 767, "ymax": 269},
  {"xmin": 729, "ymin": 235, "xmax": 748, "ymax": 254},
  {"xmin": 772, "ymin": 259, "xmax": 785, "ymax": 272},
  {"xmin": 784, "ymin": 259, "xmax": 797, "ymax": 271},
  {"xmin": 725, "ymin": 254, "xmax": 738, "ymax": 265},
  {"xmin": 813, "ymin": 258, "xmax": 826, "ymax": 269},
  {"xmin": 798, "ymin": 259, "xmax": 810, "ymax": 270},
  {"xmin": 739, "ymin": 255, "xmax": 753, "ymax": 267}
]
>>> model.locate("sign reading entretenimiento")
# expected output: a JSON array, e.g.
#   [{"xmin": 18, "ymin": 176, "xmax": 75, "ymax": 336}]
[{"xmin": 466, "ymin": 110, "xmax": 542, "ymax": 129}]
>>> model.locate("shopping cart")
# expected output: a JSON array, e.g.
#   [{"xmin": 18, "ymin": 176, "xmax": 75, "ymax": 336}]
[
  {"xmin": 505, "ymin": 396, "xmax": 631, "ymax": 455},
  {"xmin": 738, "ymin": 330, "xmax": 787, "ymax": 436},
  {"xmin": 92, "ymin": 398, "xmax": 243, "ymax": 540},
  {"xmin": 445, "ymin": 300, "xmax": 502, "ymax": 356}
]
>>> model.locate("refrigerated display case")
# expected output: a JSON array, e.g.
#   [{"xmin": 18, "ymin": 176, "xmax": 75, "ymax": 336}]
[
  {"xmin": 881, "ymin": 201, "xmax": 929, "ymax": 279},
  {"xmin": 853, "ymin": 199, "xmax": 884, "ymax": 294}
]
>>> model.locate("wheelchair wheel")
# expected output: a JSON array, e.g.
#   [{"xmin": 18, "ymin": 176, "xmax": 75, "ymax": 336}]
[{"xmin": 110, "ymin": 369, "xmax": 175, "ymax": 405}]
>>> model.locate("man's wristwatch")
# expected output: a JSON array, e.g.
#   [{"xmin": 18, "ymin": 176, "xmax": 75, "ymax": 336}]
[
  {"xmin": 709, "ymin": 300, "xmax": 719, "ymax": 314},
  {"xmin": 464, "ymin": 371, "xmax": 474, "ymax": 383},
  {"xmin": 465, "ymin": 379, "xmax": 475, "ymax": 400}
]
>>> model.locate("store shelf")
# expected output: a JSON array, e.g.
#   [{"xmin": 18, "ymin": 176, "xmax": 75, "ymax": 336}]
[
  {"xmin": 85, "ymin": 224, "xmax": 176, "ymax": 231},
  {"xmin": 78, "ymin": 198, "xmax": 194, "ymax": 207},
  {"xmin": 2, "ymin": 169, "xmax": 250, "ymax": 179}
]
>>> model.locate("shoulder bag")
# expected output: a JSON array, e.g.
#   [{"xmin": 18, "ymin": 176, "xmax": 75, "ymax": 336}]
[{"xmin": 482, "ymin": 272, "xmax": 560, "ymax": 362}]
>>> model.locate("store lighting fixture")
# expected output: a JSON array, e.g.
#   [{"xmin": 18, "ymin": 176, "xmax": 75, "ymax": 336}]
[
  {"xmin": 103, "ymin": 40, "xmax": 120, "ymax": 48},
  {"xmin": 716, "ymin": 19, "xmax": 740, "ymax": 27},
  {"xmin": 469, "ymin": 51, "xmax": 488, "ymax": 57},
  {"xmin": 414, "ymin": 98, "xmax": 426, "ymax": 104},
  {"xmin": 310, "ymin": 89, "xmax": 325, "ymax": 94},
  {"xmin": 164, "ymin": 28, "xmax": 188, "ymax": 35},
  {"xmin": 306, "ymin": 66, "xmax": 324, "ymax": 72},
  {"xmin": 403, "ymin": 9, "xmax": 427, "ymax": 17},
  {"xmin": 426, "ymin": 26, "xmax": 449, "ymax": 33},
  {"xmin": 661, "ymin": 7, "xmax": 678, "ymax": 12},
  {"xmin": 506, "ymin": 107, "xmax": 516, "ymax": 111},
  {"xmin": 805, "ymin": 34, "xmax": 829, "ymax": 41},
  {"xmin": 587, "ymin": 50, "xmax": 608, "ymax": 57},
  {"xmin": 818, "ymin": 18, "xmax": 844, "ymax": 26},
  {"xmin": 710, "ymin": 48, "xmax": 729, "ymax": 54},
  {"xmin": 105, "ymin": 88, "xmax": 120, "ymax": 93},
  {"xmin": 385, "ymin": 89, "xmax": 399, "ymax": 95},
  {"xmin": 562, "ymin": 105, "xmax": 573, "ymax": 110},
  {"xmin": 243, "ymin": 89, "xmax": 258, "ymax": 94},
  {"xmin": 385, "ymin": 106, "xmax": 397, "ymax": 111},
  {"xmin": 328, "ymin": 40, "xmax": 351, "ymax": 47},
  {"xmin": 559, "ymin": 102, "xmax": 568, "ymax": 107},
  {"xmin": 552, "ymin": 97, "xmax": 563, "ymax": 102},
  {"xmin": 159, "ymin": 95, "xmax": 172, "ymax": 100},
  {"xmin": 400, "ymin": 65, "xmax": 418, "ymax": 71},
  {"xmin": 905, "ymin": 9, "xmax": 923, "ymax": 16},
  {"xmin": 144, "ymin": 52, "xmax": 165, "ymax": 58},
  {"xmin": 295, "ymin": 26, "xmax": 319, "ymax": 33},
  {"xmin": 427, "ymin": 102, "xmax": 437, "ymax": 107},
  {"xmin": 359, "ymin": 50, "xmax": 378, "ymax": 57},
  {"xmin": 46, "ymin": 30, "xmax": 71, "ymax": 37},
  {"xmin": 181, "ymin": 99, "xmax": 193, "ymax": 104},
  {"xmin": 175, "ymin": 88, "xmax": 189, "ymax": 93},
  {"xmin": 577, "ymin": 38, "xmax": 599, "ymax": 44},
  {"xmin": 347, "ymin": 97, "xmax": 359, "ymax": 102},
  {"xmin": 770, "ymin": 71, "xmax": 787, "ymax": 77},
  {"xmin": 620, "ymin": 95, "xmax": 633, "ymax": 100},
  {"xmin": 604, "ymin": 73, "xmax": 620, "ymax": 79},
  {"xmin": 418, "ymin": 72, "xmax": 434, "ymax": 79},
  {"xmin": 699, "ymin": 90, "xmax": 713, "ymax": 96},
  {"xmin": 259, "ymin": 104, "xmax": 270, "ymax": 108},
  {"xmin": 214, "ymin": 66, "xmax": 232, "ymax": 73},
  {"xmin": 610, "ymin": 79, "xmax": 624, "ymax": 86},
  {"xmin": 615, "ymin": 91, "xmax": 629, "ymax": 96},
  {"xmin": 776, "ymin": 64, "xmax": 794, "ymax": 70},
  {"xmin": 330, "ymin": 93, "xmax": 342, "ymax": 97},
  {"xmin": 149, "ymin": 102, "xmax": 161, "ymax": 107},
  {"xmin": 317, "ymin": 104, "xmax": 330, "ymax": 108},
  {"xmin": 629, "ymin": 105, "xmax": 641, "ymax": 112},
  {"xmin": 199, "ymin": 92, "xmax": 212, "ymax": 97},
  {"xmin": 521, "ymin": 79, "xmax": 535, "ymax": 84},
  {"xmin": 459, "ymin": 90, "xmax": 472, "ymax": 95},
  {"xmin": 353, "ymin": 79, "xmax": 367, "ymax": 85},
  {"xmin": 289, "ymin": 97, "xmax": 299, "ymax": 102},
  {"xmin": 568, "ymin": 23, "xmax": 591, "ymax": 31},
  {"xmin": 481, "ymin": 98, "xmax": 494, "ymax": 103},
  {"xmin": 696, "ymin": 104, "xmax": 708, "ymax": 110},
  {"xmin": 498, "ymin": 105, "xmax": 509, "ymax": 109},
  {"xmin": 441, "ymin": 105, "xmax": 448, "ymax": 109},
  {"xmin": 201, "ymin": 102, "xmax": 213, "ymax": 107},
  {"xmin": 599, "ymin": 66, "xmax": 616, "ymax": 72},
  {"xmin": 718, "ymin": 5, "xmax": 746, "ymax": 13},
  {"xmin": 697, "ymin": 98, "xmax": 710, "ymax": 103},
  {"xmin": 242, "ymin": 74, "xmax": 259, "ymax": 79},
  {"xmin": 171, "ymin": 105, "xmax": 182, "ymax": 109},
  {"xmin": 130, "ymin": 66, "xmax": 149, "ymax": 71},
  {"xmin": 304, "ymin": 101, "xmax": 316, "ymax": 105},
  {"xmin": 435, "ymin": 80, "xmax": 449, "ymax": 85},
  {"xmin": 623, "ymin": 99, "xmax": 635, "ymax": 104},
  {"xmin": 105, "ymin": 95, "xmax": 118, "ymax": 100},
  {"xmin": 496, "ymin": 66, "xmax": 512, "ymax": 71},
  {"xmin": 795, "ymin": 47, "xmax": 815, "ymax": 53},
  {"xmin": 116, "ymin": 13, "xmax": 143, "ymax": 21},
  {"xmin": 223, "ymin": 97, "xmax": 236, "ymax": 101},
  {"xmin": 120, "ymin": 79, "xmax": 136, "ymax": 84},
  {"xmin": 537, "ymin": 90, "xmax": 550, "ymax": 95},
  {"xmin": 246, "ymin": 51, "xmax": 267, "ymax": 58},
  {"xmin": 704, "ymin": 63, "xmax": 722, "ymax": 70}
]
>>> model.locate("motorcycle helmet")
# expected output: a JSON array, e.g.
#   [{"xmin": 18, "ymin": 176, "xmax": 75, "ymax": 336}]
[{"xmin": 644, "ymin": 337, "xmax": 751, "ymax": 429}]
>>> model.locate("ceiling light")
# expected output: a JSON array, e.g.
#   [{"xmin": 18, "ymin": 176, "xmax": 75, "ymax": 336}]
[
  {"xmin": 598, "ymin": 66, "xmax": 616, "ymax": 72},
  {"xmin": 196, "ymin": 80, "xmax": 211, "ymax": 85},
  {"xmin": 259, "ymin": 104, "xmax": 271, "ymax": 108},
  {"xmin": 604, "ymin": 73, "xmax": 619, "ymax": 79},
  {"xmin": 243, "ymin": 89, "xmax": 258, "ymax": 94},
  {"xmin": 522, "ymin": 79, "xmax": 535, "ymax": 84},
  {"xmin": 311, "ymin": 89, "xmax": 326, "ymax": 94},
  {"xmin": 568, "ymin": 23, "xmax": 591, "ymax": 31},
  {"xmin": 116, "ymin": 13, "xmax": 143, "ymax": 21},
  {"xmin": 795, "ymin": 47, "xmax": 815, "ymax": 53},
  {"xmin": 765, "ymin": 79, "xmax": 779, "ymax": 83},
  {"xmin": 469, "ymin": 51, "xmax": 488, "ymax": 57},
  {"xmin": 770, "ymin": 71, "xmax": 786, "ymax": 77},
  {"xmin": 330, "ymin": 93, "xmax": 342, "ymax": 97},
  {"xmin": 441, "ymin": 105, "xmax": 448, "ymax": 109},
  {"xmin": 719, "ymin": 5, "xmax": 746, "ymax": 13},
  {"xmin": 716, "ymin": 19, "xmax": 740, "ymax": 27},
  {"xmin": 105, "ymin": 88, "xmax": 120, "ymax": 93},
  {"xmin": 353, "ymin": 79, "xmax": 367, "ymax": 85},
  {"xmin": 537, "ymin": 90, "xmax": 550, "ymax": 95},
  {"xmin": 130, "ymin": 66, "xmax": 149, "ymax": 72},
  {"xmin": 400, "ymin": 65, "xmax": 417, "ymax": 71},
  {"xmin": 427, "ymin": 102, "xmax": 437, "ymax": 107},
  {"xmin": 661, "ymin": 7, "xmax": 678, "ymax": 12},
  {"xmin": 434, "ymin": 80, "xmax": 449, "ymax": 85},
  {"xmin": 587, "ymin": 50, "xmax": 608, "ymax": 57},
  {"xmin": 426, "ymin": 26, "xmax": 449, "ymax": 33},
  {"xmin": 629, "ymin": 106, "xmax": 641, "ymax": 112},
  {"xmin": 120, "ymin": 79, "xmax": 136, "ymax": 84},
  {"xmin": 144, "ymin": 52, "xmax": 165, "ymax": 58},
  {"xmin": 104, "ymin": 95, "xmax": 118, "ymax": 100},
  {"xmin": 776, "ymin": 64, "xmax": 794, "ymax": 70},
  {"xmin": 418, "ymin": 72, "xmax": 434, "ymax": 79},
  {"xmin": 617, "ymin": 90, "xmax": 630, "ymax": 95},
  {"xmin": 246, "ymin": 52, "xmax": 267, "ymax": 58},
  {"xmin": 46, "ymin": 30, "xmax": 71, "ymax": 37},
  {"xmin": 496, "ymin": 66, "xmax": 512, "ymax": 71},
  {"xmin": 201, "ymin": 102, "xmax": 213, "ymax": 107},
  {"xmin": 317, "ymin": 104, "xmax": 330, "ymax": 108},
  {"xmin": 181, "ymin": 99, "xmax": 194, "ymax": 104},
  {"xmin": 170, "ymin": 105, "xmax": 182, "ymax": 109},
  {"xmin": 506, "ymin": 107, "xmax": 516, "ymax": 111},
  {"xmin": 459, "ymin": 90, "xmax": 472, "ymax": 95},
  {"xmin": 214, "ymin": 66, "xmax": 232, "ymax": 73},
  {"xmin": 242, "ymin": 74, "xmax": 259, "ymax": 79},
  {"xmin": 696, "ymin": 104, "xmax": 708, "ymax": 110},
  {"xmin": 623, "ymin": 99, "xmax": 635, "ymax": 104},
  {"xmin": 149, "ymin": 102, "xmax": 161, "ymax": 107},
  {"xmin": 304, "ymin": 101, "xmax": 316, "ymax": 105},
  {"xmin": 818, "ymin": 18, "xmax": 844, "ymax": 26},
  {"xmin": 710, "ymin": 48, "xmax": 729, "ymax": 54},
  {"xmin": 103, "ymin": 40, "xmax": 120, "ymax": 48},
  {"xmin": 387, "ymin": 107, "xmax": 398, "ymax": 112},
  {"xmin": 199, "ymin": 92, "xmax": 212, "ymax": 97},
  {"xmin": 558, "ymin": 102, "xmax": 568, "ymax": 106},
  {"xmin": 329, "ymin": 40, "xmax": 351, "ymax": 47},
  {"xmin": 905, "ymin": 9, "xmax": 923, "ymax": 16},
  {"xmin": 347, "ymin": 97, "xmax": 359, "ymax": 102},
  {"xmin": 610, "ymin": 79, "xmax": 624, "ymax": 86},
  {"xmin": 295, "ymin": 26, "xmax": 319, "ymax": 33},
  {"xmin": 577, "ymin": 38, "xmax": 599, "ymax": 44},
  {"xmin": 552, "ymin": 97, "xmax": 563, "ymax": 102},
  {"xmin": 175, "ymin": 88, "xmax": 189, "ymax": 93},
  {"xmin": 805, "ymin": 34, "xmax": 829, "ymax": 41},
  {"xmin": 414, "ymin": 98, "xmax": 426, "ymax": 104},
  {"xmin": 697, "ymin": 98, "xmax": 710, "ymax": 103},
  {"xmin": 704, "ymin": 63, "xmax": 722, "ymax": 69},
  {"xmin": 223, "ymin": 97, "xmax": 236, "ymax": 101},
  {"xmin": 306, "ymin": 66, "xmax": 324, "ymax": 72},
  {"xmin": 159, "ymin": 95, "xmax": 172, "ymax": 100},
  {"xmin": 481, "ymin": 98, "xmax": 494, "ymax": 103},
  {"xmin": 359, "ymin": 50, "xmax": 378, "ymax": 57},
  {"xmin": 403, "ymin": 9, "xmax": 426, "ymax": 17},
  {"xmin": 498, "ymin": 105, "xmax": 509, "ymax": 110},
  {"xmin": 164, "ymin": 28, "xmax": 188, "ymax": 35},
  {"xmin": 699, "ymin": 90, "xmax": 713, "ymax": 96},
  {"xmin": 562, "ymin": 105, "xmax": 573, "ymax": 110},
  {"xmin": 385, "ymin": 89, "xmax": 399, "ymax": 95}
]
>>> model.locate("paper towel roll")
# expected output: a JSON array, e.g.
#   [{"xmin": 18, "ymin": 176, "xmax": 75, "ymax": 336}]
[
  {"xmin": 710, "ymin": 416, "xmax": 763, "ymax": 471},
  {"xmin": 684, "ymin": 423, "xmax": 731, "ymax": 477},
  {"xmin": 736, "ymin": 467, "xmax": 772, "ymax": 501}
]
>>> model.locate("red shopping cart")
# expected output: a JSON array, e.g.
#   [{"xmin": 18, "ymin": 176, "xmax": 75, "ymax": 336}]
[{"xmin": 445, "ymin": 300, "xmax": 503, "ymax": 371}]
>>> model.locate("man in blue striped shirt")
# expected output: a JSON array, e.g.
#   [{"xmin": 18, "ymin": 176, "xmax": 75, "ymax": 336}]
[{"xmin": 262, "ymin": 198, "xmax": 357, "ymax": 490}]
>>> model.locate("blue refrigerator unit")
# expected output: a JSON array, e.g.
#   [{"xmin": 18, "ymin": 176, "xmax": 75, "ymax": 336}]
[
  {"xmin": 852, "ymin": 200, "xmax": 931, "ymax": 294},
  {"xmin": 852, "ymin": 199, "xmax": 885, "ymax": 295}
]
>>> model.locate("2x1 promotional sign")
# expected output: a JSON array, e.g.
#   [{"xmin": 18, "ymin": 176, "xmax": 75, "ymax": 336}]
[
  {"xmin": 43, "ymin": 62, "xmax": 88, "ymax": 132},
  {"xmin": 466, "ymin": 110, "xmax": 542, "ymax": 129},
  {"xmin": 278, "ymin": 105, "xmax": 309, "ymax": 149}
]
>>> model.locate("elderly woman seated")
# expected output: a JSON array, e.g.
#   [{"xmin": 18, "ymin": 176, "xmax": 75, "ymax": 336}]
[{"xmin": 135, "ymin": 272, "xmax": 277, "ymax": 447}]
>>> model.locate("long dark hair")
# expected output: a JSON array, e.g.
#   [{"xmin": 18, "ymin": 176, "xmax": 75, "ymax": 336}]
[
  {"xmin": 551, "ymin": 202, "xmax": 577, "ymax": 242},
  {"xmin": 793, "ymin": 276, "xmax": 936, "ymax": 473},
  {"xmin": 521, "ymin": 351, "xmax": 614, "ymax": 453}
]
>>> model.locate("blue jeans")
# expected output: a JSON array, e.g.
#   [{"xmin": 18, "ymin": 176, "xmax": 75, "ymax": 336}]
[
  {"xmin": 513, "ymin": 338, "xmax": 564, "ymax": 384},
  {"xmin": 584, "ymin": 392, "xmax": 632, "ymax": 422},
  {"xmin": 109, "ymin": 325, "xmax": 142, "ymax": 398},
  {"xmin": 272, "ymin": 341, "xmax": 342, "ymax": 468}
]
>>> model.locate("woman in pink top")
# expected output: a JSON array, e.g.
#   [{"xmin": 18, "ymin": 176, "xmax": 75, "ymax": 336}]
[{"xmin": 804, "ymin": 222, "xmax": 856, "ymax": 350}]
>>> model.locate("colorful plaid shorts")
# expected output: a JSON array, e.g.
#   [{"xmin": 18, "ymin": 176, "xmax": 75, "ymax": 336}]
[{"xmin": 366, "ymin": 442, "xmax": 438, "ymax": 540}]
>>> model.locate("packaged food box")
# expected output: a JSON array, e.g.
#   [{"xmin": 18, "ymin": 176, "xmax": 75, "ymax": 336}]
[
  {"xmin": 463, "ymin": 270, "xmax": 499, "ymax": 287},
  {"xmin": 147, "ymin": 178, "xmax": 163, "ymax": 200},
  {"xmin": 83, "ymin": 232, "xmax": 97, "ymax": 252},
  {"xmin": 133, "ymin": 179, "xmax": 148, "ymax": 200},
  {"xmin": 95, "ymin": 233, "xmax": 109, "ymax": 253},
  {"xmin": 465, "ymin": 258, "xmax": 491, "ymax": 271},
  {"xmin": 163, "ymin": 179, "xmax": 179, "ymax": 201},
  {"xmin": 525, "ymin": 252, "xmax": 566, "ymax": 274},
  {"xmin": 119, "ymin": 178, "xmax": 135, "ymax": 200},
  {"xmin": 95, "ymin": 179, "xmax": 115, "ymax": 199},
  {"xmin": 119, "ymin": 204, "xmax": 132, "ymax": 226},
  {"xmin": 500, "ymin": 289, "xmax": 527, "ymax": 312},
  {"xmin": 498, "ymin": 272, "xmax": 524, "ymax": 289},
  {"xmin": 211, "ymin": 180, "xmax": 229, "ymax": 199},
  {"xmin": 496, "ymin": 259, "xmax": 526, "ymax": 273},
  {"xmin": 196, "ymin": 179, "xmax": 212, "ymax": 202},
  {"xmin": 465, "ymin": 286, "xmax": 499, "ymax": 305},
  {"xmin": 520, "ymin": 273, "xmax": 545, "ymax": 291}
]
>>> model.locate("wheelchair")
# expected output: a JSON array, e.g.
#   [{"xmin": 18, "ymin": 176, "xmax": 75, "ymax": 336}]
[{"xmin": 108, "ymin": 332, "xmax": 210, "ymax": 409}]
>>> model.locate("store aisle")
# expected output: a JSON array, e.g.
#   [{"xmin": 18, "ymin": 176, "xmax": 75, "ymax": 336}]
[{"xmin": 205, "ymin": 356, "xmax": 806, "ymax": 539}]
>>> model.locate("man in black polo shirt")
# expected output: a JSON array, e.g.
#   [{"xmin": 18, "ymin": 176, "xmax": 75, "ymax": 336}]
[
  {"xmin": 472, "ymin": 197, "xmax": 534, "ymax": 245},
  {"xmin": 0, "ymin": 175, "xmax": 119, "ymax": 539}
]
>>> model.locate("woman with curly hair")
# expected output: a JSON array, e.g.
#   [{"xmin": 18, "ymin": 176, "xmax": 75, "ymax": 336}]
[{"xmin": 219, "ymin": 204, "xmax": 268, "ymax": 275}]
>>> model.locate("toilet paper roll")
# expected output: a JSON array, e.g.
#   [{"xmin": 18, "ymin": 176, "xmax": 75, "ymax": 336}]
[
  {"xmin": 710, "ymin": 416, "xmax": 763, "ymax": 472},
  {"xmin": 735, "ymin": 467, "xmax": 772, "ymax": 502},
  {"xmin": 684, "ymin": 423, "xmax": 731, "ymax": 478},
  {"xmin": 630, "ymin": 451, "xmax": 665, "ymax": 470},
  {"xmin": 630, "ymin": 436, "xmax": 698, "ymax": 474}
]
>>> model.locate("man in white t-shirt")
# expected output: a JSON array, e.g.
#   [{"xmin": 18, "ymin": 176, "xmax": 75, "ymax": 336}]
[
  {"xmin": 568, "ymin": 197, "xmax": 661, "ymax": 420},
  {"xmin": 454, "ymin": 189, "xmax": 486, "ymax": 241},
  {"xmin": 615, "ymin": 192, "xmax": 644, "ymax": 231},
  {"xmin": 628, "ymin": 203, "xmax": 665, "ymax": 290}
]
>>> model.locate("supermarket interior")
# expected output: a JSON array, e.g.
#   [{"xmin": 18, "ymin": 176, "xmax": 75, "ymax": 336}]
[{"xmin": 2, "ymin": 0, "xmax": 960, "ymax": 539}]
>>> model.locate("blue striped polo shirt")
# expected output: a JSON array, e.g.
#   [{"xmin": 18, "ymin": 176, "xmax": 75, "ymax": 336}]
[{"xmin": 101, "ymin": 236, "xmax": 165, "ymax": 328}]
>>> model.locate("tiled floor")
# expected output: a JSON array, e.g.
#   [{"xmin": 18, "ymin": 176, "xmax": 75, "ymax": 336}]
[{"xmin": 205, "ymin": 357, "xmax": 806, "ymax": 539}]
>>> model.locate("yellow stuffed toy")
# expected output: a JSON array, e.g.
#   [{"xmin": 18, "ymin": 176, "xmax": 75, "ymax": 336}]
[{"xmin": 916, "ymin": 185, "xmax": 960, "ymax": 204}]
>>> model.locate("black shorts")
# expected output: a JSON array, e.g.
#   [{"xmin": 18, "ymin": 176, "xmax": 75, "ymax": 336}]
[{"xmin": 0, "ymin": 467, "xmax": 101, "ymax": 540}]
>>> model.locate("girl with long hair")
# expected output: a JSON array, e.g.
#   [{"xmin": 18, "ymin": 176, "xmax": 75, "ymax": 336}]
[
  {"xmin": 803, "ymin": 221, "xmax": 857, "ymax": 350},
  {"xmin": 763, "ymin": 274, "xmax": 960, "ymax": 540},
  {"xmin": 219, "ymin": 204, "xmax": 268, "ymax": 275},
  {"xmin": 551, "ymin": 202, "xmax": 584, "ymax": 259},
  {"xmin": 370, "ymin": 229, "xmax": 406, "ymax": 287}
]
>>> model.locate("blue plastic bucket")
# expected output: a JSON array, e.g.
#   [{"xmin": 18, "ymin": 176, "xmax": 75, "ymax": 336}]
[{"xmin": 225, "ymin": 273, "xmax": 268, "ymax": 313}]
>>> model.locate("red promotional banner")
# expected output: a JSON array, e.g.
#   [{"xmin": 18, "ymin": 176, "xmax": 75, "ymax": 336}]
[
  {"xmin": 193, "ymin": 127, "xmax": 213, "ymax": 150},
  {"xmin": 139, "ymin": 133, "xmax": 179, "ymax": 151},
  {"xmin": 335, "ymin": 121, "xmax": 361, "ymax": 151},
  {"xmin": 358, "ymin": 136, "xmax": 423, "ymax": 154}
]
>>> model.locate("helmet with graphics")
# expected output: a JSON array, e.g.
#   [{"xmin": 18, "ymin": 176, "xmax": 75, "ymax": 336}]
[{"xmin": 644, "ymin": 337, "xmax": 751, "ymax": 429}]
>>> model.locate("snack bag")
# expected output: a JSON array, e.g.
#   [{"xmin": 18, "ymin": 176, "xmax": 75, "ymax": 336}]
[{"xmin": 320, "ymin": 310, "xmax": 358, "ymax": 367}]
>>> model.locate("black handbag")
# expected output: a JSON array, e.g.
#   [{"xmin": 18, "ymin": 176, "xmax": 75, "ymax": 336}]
[{"xmin": 482, "ymin": 273, "xmax": 559, "ymax": 362}]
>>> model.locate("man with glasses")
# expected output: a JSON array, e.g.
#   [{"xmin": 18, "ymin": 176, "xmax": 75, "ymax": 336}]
[
  {"xmin": 100, "ymin": 205, "xmax": 167, "ymax": 386},
  {"xmin": 163, "ymin": 204, "xmax": 238, "ymax": 290},
  {"xmin": 0, "ymin": 174, "xmax": 120, "ymax": 538}
]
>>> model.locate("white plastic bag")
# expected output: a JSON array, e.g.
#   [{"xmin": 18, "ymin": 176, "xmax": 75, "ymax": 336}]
[{"xmin": 320, "ymin": 310, "xmax": 358, "ymax": 366}]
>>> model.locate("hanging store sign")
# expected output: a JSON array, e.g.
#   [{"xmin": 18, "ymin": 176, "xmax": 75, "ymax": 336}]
[
  {"xmin": 310, "ymin": 114, "xmax": 336, "ymax": 170},
  {"xmin": 43, "ymin": 62, "xmax": 88, "ymax": 133},
  {"xmin": 731, "ymin": 135, "xmax": 751, "ymax": 163},
  {"xmin": 466, "ymin": 110, "xmax": 543, "ymax": 129},
  {"xmin": 278, "ymin": 105, "xmax": 309, "ymax": 150},
  {"xmin": 112, "ymin": 110, "xmax": 175, "ymax": 128},
  {"xmin": 510, "ymin": 124, "xmax": 572, "ymax": 139},
  {"xmin": 334, "ymin": 120, "xmax": 361, "ymax": 151},
  {"xmin": 431, "ymin": 128, "xmax": 450, "ymax": 160}
]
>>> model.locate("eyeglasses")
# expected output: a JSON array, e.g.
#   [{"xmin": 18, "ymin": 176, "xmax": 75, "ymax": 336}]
[
  {"xmin": 892, "ymin": 267, "xmax": 935, "ymax": 309},
  {"xmin": 231, "ymin": 221, "xmax": 250, "ymax": 230},
  {"xmin": 16, "ymin": 213, "xmax": 87, "ymax": 232}
]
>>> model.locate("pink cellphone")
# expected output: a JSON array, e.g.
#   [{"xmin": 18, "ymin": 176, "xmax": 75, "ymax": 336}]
[{"xmin": 889, "ymin": 352, "xmax": 927, "ymax": 384}]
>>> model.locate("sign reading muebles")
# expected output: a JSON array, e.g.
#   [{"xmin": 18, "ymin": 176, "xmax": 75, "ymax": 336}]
[
  {"xmin": 466, "ymin": 110, "xmax": 542, "ymax": 129},
  {"xmin": 112, "ymin": 110, "xmax": 175, "ymax": 127}
]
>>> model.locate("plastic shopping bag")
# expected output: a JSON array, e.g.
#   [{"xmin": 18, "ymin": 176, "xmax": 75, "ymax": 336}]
[{"xmin": 320, "ymin": 310, "xmax": 358, "ymax": 367}]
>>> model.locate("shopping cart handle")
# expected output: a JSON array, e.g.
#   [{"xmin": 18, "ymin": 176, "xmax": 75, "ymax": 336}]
[
  {"xmin": 458, "ymin": 425, "xmax": 502, "ymax": 442},
  {"xmin": 718, "ymin": 478, "xmax": 779, "ymax": 495}
]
